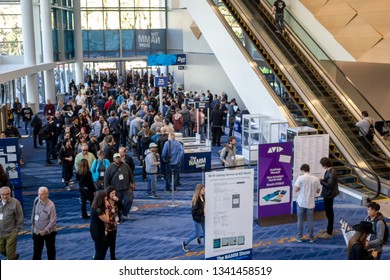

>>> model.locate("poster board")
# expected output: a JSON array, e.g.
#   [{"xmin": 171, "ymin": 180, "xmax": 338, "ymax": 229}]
[
  {"xmin": 205, "ymin": 169, "xmax": 254, "ymax": 260},
  {"xmin": 0, "ymin": 137, "xmax": 22, "ymax": 186},
  {"xmin": 257, "ymin": 142, "xmax": 292, "ymax": 219}
]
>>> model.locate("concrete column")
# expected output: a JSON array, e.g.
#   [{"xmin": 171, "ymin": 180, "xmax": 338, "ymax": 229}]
[
  {"xmin": 21, "ymin": 0, "xmax": 39, "ymax": 113},
  {"xmin": 40, "ymin": 0, "xmax": 56, "ymax": 103},
  {"xmin": 73, "ymin": 0, "xmax": 84, "ymax": 85}
]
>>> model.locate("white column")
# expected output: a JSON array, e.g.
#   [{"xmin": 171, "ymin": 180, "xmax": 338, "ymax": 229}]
[
  {"xmin": 73, "ymin": 0, "xmax": 84, "ymax": 85},
  {"xmin": 40, "ymin": 0, "xmax": 56, "ymax": 103},
  {"xmin": 21, "ymin": 0, "xmax": 39, "ymax": 113}
]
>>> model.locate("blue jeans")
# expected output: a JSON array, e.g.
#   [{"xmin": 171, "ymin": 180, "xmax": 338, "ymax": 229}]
[
  {"xmin": 117, "ymin": 188, "xmax": 134, "ymax": 216},
  {"xmin": 275, "ymin": 13, "xmax": 285, "ymax": 31},
  {"xmin": 147, "ymin": 174, "xmax": 157, "ymax": 195},
  {"xmin": 296, "ymin": 204, "xmax": 314, "ymax": 239},
  {"xmin": 185, "ymin": 221, "xmax": 205, "ymax": 245}
]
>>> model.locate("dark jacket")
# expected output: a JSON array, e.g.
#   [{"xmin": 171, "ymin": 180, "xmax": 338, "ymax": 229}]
[
  {"xmin": 191, "ymin": 197, "xmax": 205, "ymax": 223},
  {"xmin": 348, "ymin": 242, "xmax": 374, "ymax": 260},
  {"xmin": 104, "ymin": 144, "xmax": 116, "ymax": 163},
  {"xmin": 320, "ymin": 167, "xmax": 339, "ymax": 198},
  {"xmin": 76, "ymin": 171, "xmax": 96, "ymax": 193},
  {"xmin": 210, "ymin": 108, "xmax": 224, "ymax": 127}
]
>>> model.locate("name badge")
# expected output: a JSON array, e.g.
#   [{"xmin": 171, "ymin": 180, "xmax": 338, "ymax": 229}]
[
  {"xmin": 231, "ymin": 156, "xmax": 235, "ymax": 160},
  {"xmin": 115, "ymin": 215, "xmax": 119, "ymax": 222},
  {"xmin": 34, "ymin": 214, "xmax": 39, "ymax": 221},
  {"xmin": 118, "ymin": 174, "xmax": 124, "ymax": 181},
  {"xmin": 56, "ymin": 123, "xmax": 60, "ymax": 127},
  {"xmin": 48, "ymin": 110, "xmax": 51, "ymax": 114},
  {"xmin": 0, "ymin": 213, "xmax": 3, "ymax": 220},
  {"xmin": 100, "ymin": 171, "xmax": 105, "ymax": 177}
]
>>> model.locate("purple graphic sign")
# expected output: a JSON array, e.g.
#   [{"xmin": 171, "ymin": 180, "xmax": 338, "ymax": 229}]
[{"xmin": 257, "ymin": 142, "xmax": 292, "ymax": 219}]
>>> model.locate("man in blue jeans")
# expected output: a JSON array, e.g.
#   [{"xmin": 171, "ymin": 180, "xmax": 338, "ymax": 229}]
[
  {"xmin": 161, "ymin": 133, "xmax": 184, "ymax": 192},
  {"xmin": 294, "ymin": 164, "xmax": 321, "ymax": 243},
  {"xmin": 272, "ymin": 0, "xmax": 286, "ymax": 33}
]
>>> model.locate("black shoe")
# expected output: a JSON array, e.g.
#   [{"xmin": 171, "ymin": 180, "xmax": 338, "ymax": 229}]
[
  {"xmin": 15, "ymin": 253, "xmax": 19, "ymax": 260},
  {"xmin": 196, "ymin": 237, "xmax": 201, "ymax": 245},
  {"xmin": 81, "ymin": 215, "xmax": 90, "ymax": 219},
  {"xmin": 46, "ymin": 161, "xmax": 54, "ymax": 166}
]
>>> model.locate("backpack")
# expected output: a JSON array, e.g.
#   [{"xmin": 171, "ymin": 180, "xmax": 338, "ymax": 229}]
[
  {"xmin": 373, "ymin": 219, "xmax": 389, "ymax": 245},
  {"xmin": 365, "ymin": 120, "xmax": 375, "ymax": 142},
  {"xmin": 39, "ymin": 123, "xmax": 51, "ymax": 140},
  {"xmin": 218, "ymin": 145, "xmax": 229, "ymax": 166}
]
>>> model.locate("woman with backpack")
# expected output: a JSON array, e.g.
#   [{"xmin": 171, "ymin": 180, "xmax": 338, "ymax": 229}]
[{"xmin": 181, "ymin": 184, "xmax": 205, "ymax": 253}]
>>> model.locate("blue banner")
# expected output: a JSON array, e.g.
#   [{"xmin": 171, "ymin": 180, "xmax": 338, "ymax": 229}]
[
  {"xmin": 154, "ymin": 76, "xmax": 168, "ymax": 87},
  {"xmin": 0, "ymin": 137, "xmax": 22, "ymax": 186},
  {"xmin": 135, "ymin": 29, "xmax": 166, "ymax": 50},
  {"xmin": 148, "ymin": 54, "xmax": 187, "ymax": 66},
  {"xmin": 182, "ymin": 151, "xmax": 211, "ymax": 173}
]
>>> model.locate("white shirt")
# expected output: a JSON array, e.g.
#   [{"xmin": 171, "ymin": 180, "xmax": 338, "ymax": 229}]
[
  {"xmin": 295, "ymin": 172, "xmax": 321, "ymax": 209},
  {"xmin": 356, "ymin": 117, "xmax": 374, "ymax": 136}
]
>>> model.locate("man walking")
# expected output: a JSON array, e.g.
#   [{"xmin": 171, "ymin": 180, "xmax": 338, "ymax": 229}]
[
  {"xmin": 31, "ymin": 187, "xmax": 57, "ymax": 260},
  {"xmin": 0, "ymin": 186, "xmax": 24, "ymax": 260},
  {"xmin": 104, "ymin": 153, "xmax": 136, "ymax": 220},
  {"xmin": 272, "ymin": 0, "xmax": 286, "ymax": 33},
  {"xmin": 294, "ymin": 164, "xmax": 321, "ymax": 243},
  {"xmin": 161, "ymin": 133, "xmax": 184, "ymax": 192}
]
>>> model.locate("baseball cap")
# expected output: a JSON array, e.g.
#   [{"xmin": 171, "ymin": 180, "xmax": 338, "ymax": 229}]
[
  {"xmin": 113, "ymin": 153, "xmax": 121, "ymax": 159},
  {"xmin": 149, "ymin": 143, "xmax": 157, "ymax": 148}
]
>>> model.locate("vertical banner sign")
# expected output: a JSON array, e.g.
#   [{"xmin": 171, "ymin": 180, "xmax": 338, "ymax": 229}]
[
  {"xmin": 258, "ymin": 142, "xmax": 292, "ymax": 219},
  {"xmin": 154, "ymin": 76, "xmax": 168, "ymax": 87},
  {"xmin": 0, "ymin": 138, "xmax": 22, "ymax": 186},
  {"xmin": 205, "ymin": 169, "xmax": 254, "ymax": 260}
]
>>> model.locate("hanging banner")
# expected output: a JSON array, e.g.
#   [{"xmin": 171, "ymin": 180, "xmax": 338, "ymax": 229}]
[
  {"xmin": 0, "ymin": 137, "xmax": 22, "ymax": 186},
  {"xmin": 205, "ymin": 169, "xmax": 254, "ymax": 260},
  {"xmin": 147, "ymin": 54, "xmax": 187, "ymax": 66},
  {"xmin": 257, "ymin": 142, "xmax": 292, "ymax": 219}
]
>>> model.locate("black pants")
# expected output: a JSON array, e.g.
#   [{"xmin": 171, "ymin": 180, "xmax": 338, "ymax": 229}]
[
  {"xmin": 80, "ymin": 187, "xmax": 94, "ymax": 218},
  {"xmin": 33, "ymin": 129, "xmax": 43, "ymax": 148},
  {"xmin": 106, "ymin": 230, "xmax": 117, "ymax": 260},
  {"xmin": 46, "ymin": 139, "xmax": 54, "ymax": 162},
  {"xmin": 32, "ymin": 231, "xmax": 57, "ymax": 260},
  {"xmin": 324, "ymin": 197, "xmax": 334, "ymax": 235},
  {"xmin": 62, "ymin": 162, "xmax": 73, "ymax": 183},
  {"xmin": 90, "ymin": 230, "xmax": 107, "ymax": 260},
  {"xmin": 212, "ymin": 127, "xmax": 222, "ymax": 146}
]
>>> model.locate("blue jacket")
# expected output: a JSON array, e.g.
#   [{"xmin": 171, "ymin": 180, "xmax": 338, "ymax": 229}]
[
  {"xmin": 161, "ymin": 139, "xmax": 184, "ymax": 165},
  {"xmin": 91, "ymin": 159, "xmax": 110, "ymax": 182}
]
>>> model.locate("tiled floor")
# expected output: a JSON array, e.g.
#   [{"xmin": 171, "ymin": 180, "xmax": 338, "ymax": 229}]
[{"xmin": 2, "ymin": 133, "xmax": 389, "ymax": 260}]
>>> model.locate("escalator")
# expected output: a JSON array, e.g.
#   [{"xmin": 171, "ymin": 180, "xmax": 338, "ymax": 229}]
[{"xmin": 212, "ymin": 0, "xmax": 390, "ymax": 195}]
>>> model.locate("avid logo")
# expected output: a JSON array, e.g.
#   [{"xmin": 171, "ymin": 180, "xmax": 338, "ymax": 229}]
[
  {"xmin": 189, "ymin": 156, "xmax": 206, "ymax": 168},
  {"xmin": 267, "ymin": 146, "xmax": 284, "ymax": 153}
]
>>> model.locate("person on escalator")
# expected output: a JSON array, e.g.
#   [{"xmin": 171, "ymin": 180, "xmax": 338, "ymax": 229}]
[
  {"xmin": 356, "ymin": 111, "xmax": 375, "ymax": 150},
  {"xmin": 272, "ymin": 0, "xmax": 286, "ymax": 34}
]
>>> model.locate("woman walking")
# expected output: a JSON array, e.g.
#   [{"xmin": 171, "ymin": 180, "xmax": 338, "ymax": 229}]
[
  {"xmin": 76, "ymin": 158, "xmax": 96, "ymax": 219},
  {"xmin": 90, "ymin": 190, "xmax": 109, "ymax": 260},
  {"xmin": 182, "ymin": 184, "xmax": 205, "ymax": 252},
  {"xmin": 106, "ymin": 186, "xmax": 121, "ymax": 260}
]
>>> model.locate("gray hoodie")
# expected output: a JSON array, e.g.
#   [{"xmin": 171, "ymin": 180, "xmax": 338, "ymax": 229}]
[{"xmin": 145, "ymin": 149, "xmax": 159, "ymax": 174}]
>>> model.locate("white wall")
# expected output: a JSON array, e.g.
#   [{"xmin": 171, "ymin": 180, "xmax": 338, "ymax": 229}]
[
  {"xmin": 285, "ymin": 0, "xmax": 355, "ymax": 62},
  {"xmin": 167, "ymin": 7, "xmax": 243, "ymax": 107},
  {"xmin": 337, "ymin": 61, "xmax": 390, "ymax": 120}
]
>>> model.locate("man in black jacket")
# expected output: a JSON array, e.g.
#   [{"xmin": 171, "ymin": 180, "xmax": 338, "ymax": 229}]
[
  {"xmin": 318, "ymin": 157, "xmax": 339, "ymax": 239},
  {"xmin": 104, "ymin": 135, "xmax": 116, "ymax": 163},
  {"xmin": 31, "ymin": 114, "xmax": 43, "ymax": 148},
  {"xmin": 45, "ymin": 116, "xmax": 57, "ymax": 165},
  {"xmin": 210, "ymin": 104, "xmax": 224, "ymax": 146}
]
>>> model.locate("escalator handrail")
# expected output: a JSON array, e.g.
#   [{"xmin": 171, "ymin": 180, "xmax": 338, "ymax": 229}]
[
  {"xmin": 257, "ymin": 0, "xmax": 387, "ymax": 125},
  {"xmin": 355, "ymin": 126, "xmax": 390, "ymax": 163},
  {"xmin": 332, "ymin": 157, "xmax": 382, "ymax": 200}
]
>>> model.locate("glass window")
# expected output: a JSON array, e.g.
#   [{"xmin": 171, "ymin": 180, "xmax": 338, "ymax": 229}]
[
  {"xmin": 85, "ymin": 0, "xmax": 103, "ymax": 7},
  {"xmin": 80, "ymin": 0, "xmax": 87, "ymax": 7},
  {"xmin": 150, "ymin": 0, "xmax": 166, "ymax": 8},
  {"xmin": 103, "ymin": 0, "xmax": 119, "ymax": 7},
  {"xmin": 88, "ymin": 11, "xmax": 104, "ymax": 30},
  {"xmin": 134, "ymin": 11, "xmax": 150, "ymax": 29},
  {"xmin": 120, "ymin": 0, "xmax": 134, "ymax": 7},
  {"xmin": 121, "ymin": 11, "xmax": 135, "ymax": 29},
  {"xmin": 104, "ymin": 11, "xmax": 120, "ymax": 30},
  {"xmin": 150, "ymin": 11, "xmax": 165, "ymax": 29},
  {"xmin": 81, "ymin": 11, "xmax": 89, "ymax": 29},
  {"xmin": 135, "ymin": 0, "xmax": 150, "ymax": 8}
]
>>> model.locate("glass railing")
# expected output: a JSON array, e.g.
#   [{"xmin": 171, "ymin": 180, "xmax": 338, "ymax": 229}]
[
  {"xmin": 211, "ymin": 0, "xmax": 310, "ymax": 127},
  {"xmin": 260, "ymin": 0, "xmax": 388, "ymax": 143}
]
